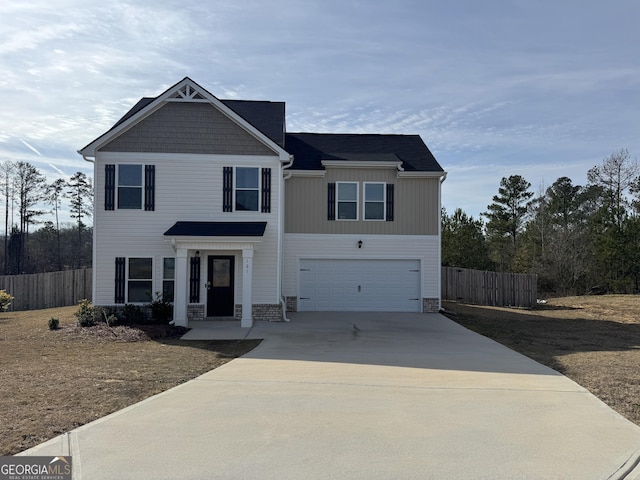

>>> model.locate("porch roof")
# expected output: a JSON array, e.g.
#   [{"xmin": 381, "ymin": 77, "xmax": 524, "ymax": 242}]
[{"xmin": 164, "ymin": 221, "xmax": 267, "ymax": 237}]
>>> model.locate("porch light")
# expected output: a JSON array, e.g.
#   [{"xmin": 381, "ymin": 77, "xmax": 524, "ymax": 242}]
[
  {"xmin": 195, "ymin": 250, "xmax": 200, "ymax": 257},
  {"xmin": 358, "ymin": 240, "xmax": 363, "ymax": 249}
]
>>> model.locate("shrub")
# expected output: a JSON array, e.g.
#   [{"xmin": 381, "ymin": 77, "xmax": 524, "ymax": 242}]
[
  {"xmin": 0, "ymin": 290, "xmax": 14, "ymax": 311},
  {"xmin": 48, "ymin": 318, "xmax": 59, "ymax": 330},
  {"xmin": 74, "ymin": 299, "xmax": 100, "ymax": 327},
  {"xmin": 123, "ymin": 304, "xmax": 145, "ymax": 324},
  {"xmin": 148, "ymin": 292, "xmax": 173, "ymax": 324}
]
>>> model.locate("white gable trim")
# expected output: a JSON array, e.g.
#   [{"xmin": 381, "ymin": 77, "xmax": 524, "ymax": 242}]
[{"xmin": 79, "ymin": 77, "xmax": 290, "ymax": 161}]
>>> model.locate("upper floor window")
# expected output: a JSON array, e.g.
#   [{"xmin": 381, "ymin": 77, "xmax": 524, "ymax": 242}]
[
  {"xmin": 235, "ymin": 167, "xmax": 259, "ymax": 211},
  {"xmin": 337, "ymin": 182, "xmax": 358, "ymax": 220},
  {"xmin": 364, "ymin": 182, "xmax": 385, "ymax": 220},
  {"xmin": 223, "ymin": 167, "xmax": 271, "ymax": 213},
  {"xmin": 105, "ymin": 164, "xmax": 155, "ymax": 211},
  {"xmin": 118, "ymin": 164, "xmax": 142, "ymax": 209}
]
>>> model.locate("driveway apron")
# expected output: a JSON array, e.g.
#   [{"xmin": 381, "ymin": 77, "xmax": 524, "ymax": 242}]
[{"xmin": 20, "ymin": 312, "xmax": 640, "ymax": 479}]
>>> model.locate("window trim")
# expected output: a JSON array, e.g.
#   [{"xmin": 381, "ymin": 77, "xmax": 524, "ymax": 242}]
[
  {"xmin": 363, "ymin": 182, "xmax": 386, "ymax": 221},
  {"xmin": 117, "ymin": 164, "xmax": 143, "ymax": 210},
  {"xmin": 233, "ymin": 166, "xmax": 261, "ymax": 212},
  {"xmin": 162, "ymin": 257, "xmax": 175, "ymax": 303},
  {"xmin": 336, "ymin": 181, "xmax": 359, "ymax": 221},
  {"xmin": 127, "ymin": 257, "xmax": 153, "ymax": 304}
]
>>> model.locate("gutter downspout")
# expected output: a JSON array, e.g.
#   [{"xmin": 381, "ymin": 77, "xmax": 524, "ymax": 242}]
[
  {"xmin": 438, "ymin": 171, "xmax": 447, "ymax": 312},
  {"xmin": 79, "ymin": 151, "xmax": 97, "ymax": 304},
  {"xmin": 279, "ymin": 155, "xmax": 294, "ymax": 322}
]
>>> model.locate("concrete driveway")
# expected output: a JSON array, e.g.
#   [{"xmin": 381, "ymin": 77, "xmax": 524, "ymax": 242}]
[{"xmin": 21, "ymin": 312, "xmax": 640, "ymax": 479}]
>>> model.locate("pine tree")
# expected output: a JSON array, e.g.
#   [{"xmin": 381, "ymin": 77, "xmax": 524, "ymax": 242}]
[{"xmin": 67, "ymin": 172, "xmax": 93, "ymax": 268}]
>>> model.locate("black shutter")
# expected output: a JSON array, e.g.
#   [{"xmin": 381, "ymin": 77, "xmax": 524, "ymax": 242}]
[
  {"xmin": 386, "ymin": 184, "xmax": 394, "ymax": 221},
  {"xmin": 223, "ymin": 167, "xmax": 233, "ymax": 212},
  {"xmin": 328, "ymin": 183, "xmax": 336, "ymax": 220},
  {"xmin": 261, "ymin": 168, "xmax": 271, "ymax": 213},
  {"xmin": 105, "ymin": 164, "xmax": 115, "ymax": 211},
  {"xmin": 189, "ymin": 256, "xmax": 201, "ymax": 303},
  {"xmin": 144, "ymin": 165, "xmax": 155, "ymax": 211},
  {"xmin": 115, "ymin": 257, "xmax": 125, "ymax": 304}
]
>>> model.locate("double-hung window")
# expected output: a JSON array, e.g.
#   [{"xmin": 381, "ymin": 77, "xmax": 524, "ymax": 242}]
[
  {"xmin": 127, "ymin": 258, "xmax": 153, "ymax": 303},
  {"xmin": 118, "ymin": 165, "xmax": 143, "ymax": 209},
  {"xmin": 106, "ymin": 164, "xmax": 155, "ymax": 211},
  {"xmin": 337, "ymin": 182, "xmax": 358, "ymax": 220},
  {"xmin": 235, "ymin": 167, "xmax": 260, "ymax": 211},
  {"xmin": 222, "ymin": 167, "xmax": 271, "ymax": 213},
  {"xmin": 364, "ymin": 183, "xmax": 386, "ymax": 220},
  {"xmin": 163, "ymin": 258, "xmax": 175, "ymax": 302}
]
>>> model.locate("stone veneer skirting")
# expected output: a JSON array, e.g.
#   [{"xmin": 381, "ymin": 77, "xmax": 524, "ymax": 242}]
[
  {"xmin": 234, "ymin": 304, "xmax": 283, "ymax": 322},
  {"xmin": 422, "ymin": 298, "xmax": 440, "ymax": 313},
  {"xmin": 285, "ymin": 296, "xmax": 298, "ymax": 312},
  {"xmin": 187, "ymin": 304, "xmax": 205, "ymax": 322}
]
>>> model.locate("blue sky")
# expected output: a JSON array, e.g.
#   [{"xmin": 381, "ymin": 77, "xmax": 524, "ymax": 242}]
[{"xmin": 1, "ymin": 0, "xmax": 639, "ymax": 223}]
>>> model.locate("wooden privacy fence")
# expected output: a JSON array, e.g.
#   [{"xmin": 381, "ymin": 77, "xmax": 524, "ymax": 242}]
[
  {"xmin": 0, "ymin": 268, "xmax": 92, "ymax": 311},
  {"xmin": 442, "ymin": 266, "xmax": 537, "ymax": 308}
]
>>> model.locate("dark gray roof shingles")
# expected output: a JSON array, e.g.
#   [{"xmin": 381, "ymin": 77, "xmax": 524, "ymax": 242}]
[
  {"xmin": 164, "ymin": 222, "xmax": 268, "ymax": 237},
  {"xmin": 284, "ymin": 133, "xmax": 443, "ymax": 172}
]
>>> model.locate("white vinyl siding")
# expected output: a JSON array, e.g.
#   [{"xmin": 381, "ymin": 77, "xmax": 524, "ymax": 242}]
[{"xmin": 93, "ymin": 152, "xmax": 281, "ymax": 307}]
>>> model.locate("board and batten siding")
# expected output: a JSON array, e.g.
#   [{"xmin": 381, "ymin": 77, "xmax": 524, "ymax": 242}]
[
  {"xmin": 283, "ymin": 233, "xmax": 440, "ymax": 301},
  {"xmin": 99, "ymin": 103, "xmax": 277, "ymax": 156},
  {"xmin": 92, "ymin": 151, "xmax": 281, "ymax": 306},
  {"xmin": 284, "ymin": 168, "xmax": 440, "ymax": 235}
]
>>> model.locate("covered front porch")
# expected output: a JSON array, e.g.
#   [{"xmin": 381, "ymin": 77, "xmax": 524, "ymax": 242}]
[{"xmin": 164, "ymin": 221, "xmax": 272, "ymax": 328}]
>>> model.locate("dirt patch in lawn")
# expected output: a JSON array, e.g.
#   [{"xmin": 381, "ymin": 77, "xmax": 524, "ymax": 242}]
[
  {"xmin": 0, "ymin": 306, "xmax": 260, "ymax": 455},
  {"xmin": 442, "ymin": 295, "xmax": 640, "ymax": 426}
]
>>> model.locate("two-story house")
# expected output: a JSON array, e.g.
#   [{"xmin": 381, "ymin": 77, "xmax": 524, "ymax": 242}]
[{"xmin": 78, "ymin": 77, "xmax": 446, "ymax": 328}]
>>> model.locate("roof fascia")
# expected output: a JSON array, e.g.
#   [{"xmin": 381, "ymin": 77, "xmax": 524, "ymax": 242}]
[
  {"xmin": 321, "ymin": 160, "xmax": 403, "ymax": 169},
  {"xmin": 287, "ymin": 169, "xmax": 326, "ymax": 177},
  {"xmin": 397, "ymin": 170, "xmax": 448, "ymax": 179},
  {"xmin": 80, "ymin": 78, "xmax": 290, "ymax": 161}
]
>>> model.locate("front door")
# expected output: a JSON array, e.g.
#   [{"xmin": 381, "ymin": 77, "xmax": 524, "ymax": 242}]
[{"xmin": 206, "ymin": 256, "xmax": 235, "ymax": 317}]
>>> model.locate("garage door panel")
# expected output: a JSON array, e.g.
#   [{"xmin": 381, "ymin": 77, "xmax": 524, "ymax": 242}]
[{"xmin": 299, "ymin": 259, "xmax": 420, "ymax": 312}]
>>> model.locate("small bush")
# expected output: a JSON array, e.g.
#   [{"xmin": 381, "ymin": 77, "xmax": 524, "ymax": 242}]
[
  {"xmin": 148, "ymin": 292, "xmax": 173, "ymax": 324},
  {"xmin": 123, "ymin": 304, "xmax": 145, "ymax": 324},
  {"xmin": 75, "ymin": 299, "xmax": 100, "ymax": 327},
  {"xmin": 48, "ymin": 318, "xmax": 59, "ymax": 330},
  {"xmin": 0, "ymin": 290, "xmax": 14, "ymax": 311}
]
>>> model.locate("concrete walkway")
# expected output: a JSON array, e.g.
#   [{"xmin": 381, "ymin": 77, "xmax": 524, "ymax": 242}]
[{"xmin": 21, "ymin": 312, "xmax": 640, "ymax": 479}]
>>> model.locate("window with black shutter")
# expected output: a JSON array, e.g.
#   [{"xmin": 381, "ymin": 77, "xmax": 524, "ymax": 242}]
[
  {"xmin": 223, "ymin": 167, "xmax": 233, "ymax": 212},
  {"xmin": 105, "ymin": 164, "xmax": 115, "ymax": 211},
  {"xmin": 327, "ymin": 183, "xmax": 336, "ymax": 220},
  {"xmin": 190, "ymin": 256, "xmax": 201, "ymax": 303},
  {"xmin": 386, "ymin": 184, "xmax": 394, "ymax": 221},
  {"xmin": 261, "ymin": 168, "xmax": 271, "ymax": 213},
  {"xmin": 115, "ymin": 257, "xmax": 125, "ymax": 303},
  {"xmin": 144, "ymin": 165, "xmax": 155, "ymax": 211}
]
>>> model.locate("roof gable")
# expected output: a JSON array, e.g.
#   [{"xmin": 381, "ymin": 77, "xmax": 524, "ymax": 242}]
[{"xmin": 79, "ymin": 77, "xmax": 289, "ymax": 159}]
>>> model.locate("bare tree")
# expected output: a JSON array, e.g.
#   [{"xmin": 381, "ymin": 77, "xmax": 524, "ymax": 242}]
[
  {"xmin": 14, "ymin": 162, "xmax": 46, "ymax": 272},
  {"xmin": 0, "ymin": 161, "xmax": 15, "ymax": 274},
  {"xmin": 67, "ymin": 172, "xmax": 93, "ymax": 269},
  {"xmin": 45, "ymin": 178, "xmax": 66, "ymax": 270}
]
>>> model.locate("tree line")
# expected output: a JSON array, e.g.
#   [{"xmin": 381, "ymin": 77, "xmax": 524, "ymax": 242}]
[
  {"xmin": 442, "ymin": 149, "xmax": 640, "ymax": 296},
  {"xmin": 0, "ymin": 161, "xmax": 93, "ymax": 275}
]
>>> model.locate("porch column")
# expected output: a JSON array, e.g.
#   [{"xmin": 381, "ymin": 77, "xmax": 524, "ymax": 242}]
[
  {"xmin": 174, "ymin": 248, "xmax": 189, "ymax": 327},
  {"xmin": 241, "ymin": 248, "xmax": 253, "ymax": 328}
]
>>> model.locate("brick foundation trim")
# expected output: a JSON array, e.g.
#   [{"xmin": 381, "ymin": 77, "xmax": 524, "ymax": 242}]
[
  {"xmin": 422, "ymin": 298, "xmax": 440, "ymax": 313},
  {"xmin": 234, "ymin": 304, "xmax": 283, "ymax": 322}
]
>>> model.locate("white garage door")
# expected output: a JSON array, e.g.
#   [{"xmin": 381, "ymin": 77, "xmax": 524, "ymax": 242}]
[{"xmin": 299, "ymin": 259, "xmax": 421, "ymax": 312}]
